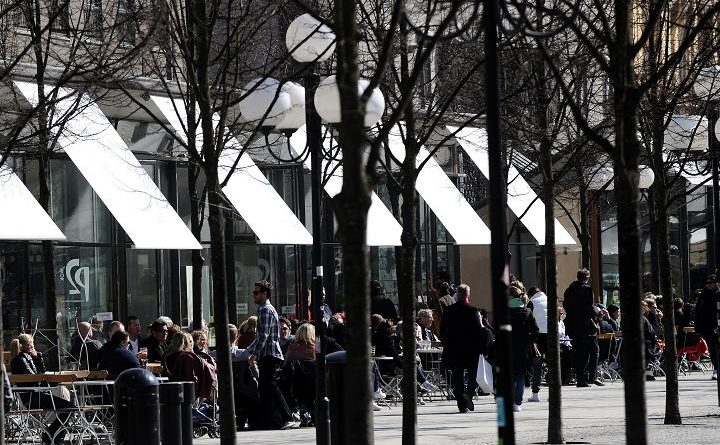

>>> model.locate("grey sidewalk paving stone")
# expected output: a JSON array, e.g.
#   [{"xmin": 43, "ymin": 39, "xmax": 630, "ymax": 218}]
[{"xmin": 195, "ymin": 374, "xmax": 720, "ymax": 444}]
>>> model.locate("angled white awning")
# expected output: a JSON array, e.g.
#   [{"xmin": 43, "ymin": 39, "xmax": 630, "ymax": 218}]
[
  {"xmin": 15, "ymin": 81, "xmax": 202, "ymax": 250},
  {"xmin": 450, "ymin": 125, "xmax": 576, "ymax": 246},
  {"xmin": 0, "ymin": 165, "xmax": 66, "ymax": 241},
  {"xmin": 289, "ymin": 127, "xmax": 402, "ymax": 246},
  {"xmin": 387, "ymin": 126, "xmax": 490, "ymax": 244},
  {"xmin": 151, "ymin": 96, "xmax": 312, "ymax": 245}
]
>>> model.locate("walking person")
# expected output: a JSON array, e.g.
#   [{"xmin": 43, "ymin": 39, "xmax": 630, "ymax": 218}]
[
  {"xmin": 563, "ymin": 269, "xmax": 603, "ymax": 387},
  {"xmin": 527, "ymin": 286, "xmax": 548, "ymax": 402},
  {"xmin": 440, "ymin": 284, "xmax": 483, "ymax": 413},
  {"xmin": 247, "ymin": 280, "xmax": 295, "ymax": 429},
  {"xmin": 695, "ymin": 275, "xmax": 719, "ymax": 380},
  {"xmin": 509, "ymin": 292, "xmax": 539, "ymax": 412}
]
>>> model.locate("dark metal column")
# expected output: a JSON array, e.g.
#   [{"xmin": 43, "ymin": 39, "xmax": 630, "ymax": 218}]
[
  {"xmin": 305, "ymin": 72, "xmax": 330, "ymax": 445},
  {"xmin": 483, "ymin": 0, "xmax": 515, "ymax": 442},
  {"xmin": 709, "ymin": 104, "xmax": 720, "ymax": 406}
]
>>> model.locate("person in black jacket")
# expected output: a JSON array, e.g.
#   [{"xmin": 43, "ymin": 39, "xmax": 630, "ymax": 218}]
[
  {"xmin": 10, "ymin": 334, "xmax": 74, "ymax": 444},
  {"xmin": 563, "ymin": 269, "xmax": 603, "ymax": 387},
  {"xmin": 140, "ymin": 321, "xmax": 169, "ymax": 363},
  {"xmin": 370, "ymin": 280, "xmax": 398, "ymax": 322},
  {"xmin": 440, "ymin": 284, "xmax": 483, "ymax": 413},
  {"xmin": 509, "ymin": 295, "xmax": 539, "ymax": 412},
  {"xmin": 97, "ymin": 331, "xmax": 142, "ymax": 379}
]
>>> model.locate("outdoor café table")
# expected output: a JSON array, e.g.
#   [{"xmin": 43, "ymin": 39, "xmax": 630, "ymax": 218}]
[
  {"xmin": 61, "ymin": 379, "xmax": 115, "ymax": 437},
  {"xmin": 417, "ymin": 348, "xmax": 446, "ymax": 399}
]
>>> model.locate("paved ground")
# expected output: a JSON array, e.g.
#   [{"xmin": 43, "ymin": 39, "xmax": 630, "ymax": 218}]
[{"xmin": 196, "ymin": 374, "xmax": 720, "ymax": 444}]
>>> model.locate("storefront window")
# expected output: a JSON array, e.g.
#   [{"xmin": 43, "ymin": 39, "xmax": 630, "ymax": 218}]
[{"xmin": 126, "ymin": 249, "xmax": 159, "ymax": 322}]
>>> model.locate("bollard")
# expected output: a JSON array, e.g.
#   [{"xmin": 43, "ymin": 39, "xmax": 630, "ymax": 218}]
[
  {"xmin": 114, "ymin": 368, "xmax": 160, "ymax": 445},
  {"xmin": 180, "ymin": 381, "xmax": 195, "ymax": 445},
  {"xmin": 326, "ymin": 350, "xmax": 347, "ymax": 445},
  {"xmin": 159, "ymin": 382, "xmax": 184, "ymax": 445}
]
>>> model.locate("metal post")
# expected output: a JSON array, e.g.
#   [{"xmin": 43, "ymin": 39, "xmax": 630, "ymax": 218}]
[
  {"xmin": 305, "ymin": 72, "xmax": 331, "ymax": 445},
  {"xmin": 709, "ymin": 104, "xmax": 720, "ymax": 406},
  {"xmin": 114, "ymin": 368, "xmax": 160, "ymax": 445},
  {"xmin": 483, "ymin": 0, "xmax": 516, "ymax": 443},
  {"xmin": 159, "ymin": 382, "xmax": 183, "ymax": 445},
  {"xmin": 180, "ymin": 382, "xmax": 195, "ymax": 445}
]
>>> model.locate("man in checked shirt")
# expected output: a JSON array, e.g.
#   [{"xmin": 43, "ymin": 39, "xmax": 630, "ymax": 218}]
[{"xmin": 248, "ymin": 280, "xmax": 296, "ymax": 429}]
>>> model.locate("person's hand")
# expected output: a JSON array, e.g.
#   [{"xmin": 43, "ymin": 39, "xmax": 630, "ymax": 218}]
[{"xmin": 27, "ymin": 345, "xmax": 37, "ymax": 357}]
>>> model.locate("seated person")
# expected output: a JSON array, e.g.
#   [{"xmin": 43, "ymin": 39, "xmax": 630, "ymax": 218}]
[
  {"xmin": 165, "ymin": 332, "xmax": 216, "ymax": 401},
  {"xmin": 98, "ymin": 331, "xmax": 142, "ymax": 379},
  {"xmin": 373, "ymin": 318, "xmax": 437, "ymax": 392},
  {"xmin": 415, "ymin": 309, "xmax": 439, "ymax": 342},
  {"xmin": 96, "ymin": 321, "xmax": 126, "ymax": 366},
  {"xmin": 327, "ymin": 314, "xmax": 346, "ymax": 348},
  {"xmin": 69, "ymin": 321, "xmax": 103, "ymax": 370},
  {"xmin": 140, "ymin": 321, "xmax": 169, "ymax": 363},
  {"xmin": 10, "ymin": 334, "xmax": 74, "ymax": 444},
  {"xmin": 236, "ymin": 317, "xmax": 258, "ymax": 349},
  {"xmin": 279, "ymin": 318, "xmax": 294, "ymax": 356},
  {"xmin": 282, "ymin": 323, "xmax": 317, "ymax": 426}
]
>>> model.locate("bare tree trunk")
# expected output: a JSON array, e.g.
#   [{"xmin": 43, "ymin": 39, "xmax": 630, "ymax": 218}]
[
  {"xmin": 1, "ymin": 257, "xmax": 5, "ymax": 444},
  {"xmin": 651, "ymin": 132, "xmax": 681, "ymax": 424},
  {"xmin": 578, "ymin": 182, "xmax": 591, "ymax": 269},
  {"xmin": 334, "ymin": 0, "xmax": 374, "ymax": 442},
  {"xmin": 188, "ymin": 163, "xmax": 205, "ymax": 330},
  {"xmin": 205, "ymin": 169, "xmax": 237, "ymax": 444}
]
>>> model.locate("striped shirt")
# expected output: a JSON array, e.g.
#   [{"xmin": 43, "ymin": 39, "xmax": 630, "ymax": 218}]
[{"xmin": 248, "ymin": 300, "xmax": 284, "ymax": 361}]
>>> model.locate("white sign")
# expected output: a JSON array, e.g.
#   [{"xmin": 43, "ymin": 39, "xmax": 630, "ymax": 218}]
[
  {"xmin": 95, "ymin": 312, "xmax": 113, "ymax": 321},
  {"xmin": 281, "ymin": 305, "xmax": 295, "ymax": 315},
  {"xmin": 237, "ymin": 303, "xmax": 249, "ymax": 314},
  {"xmin": 63, "ymin": 258, "xmax": 89, "ymax": 302}
]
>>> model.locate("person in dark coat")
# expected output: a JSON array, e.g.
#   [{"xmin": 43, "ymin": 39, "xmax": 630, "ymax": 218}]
[
  {"xmin": 440, "ymin": 284, "xmax": 483, "ymax": 413},
  {"xmin": 370, "ymin": 280, "xmax": 398, "ymax": 322},
  {"xmin": 98, "ymin": 331, "xmax": 142, "ymax": 379},
  {"xmin": 695, "ymin": 277, "xmax": 719, "ymax": 380},
  {"xmin": 509, "ymin": 295, "xmax": 539, "ymax": 412},
  {"xmin": 563, "ymin": 268, "xmax": 602, "ymax": 387},
  {"xmin": 140, "ymin": 321, "xmax": 169, "ymax": 363},
  {"xmin": 69, "ymin": 321, "xmax": 103, "ymax": 370}
]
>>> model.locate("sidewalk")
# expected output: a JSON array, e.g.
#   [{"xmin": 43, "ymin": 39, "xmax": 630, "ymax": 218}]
[{"xmin": 195, "ymin": 374, "xmax": 720, "ymax": 444}]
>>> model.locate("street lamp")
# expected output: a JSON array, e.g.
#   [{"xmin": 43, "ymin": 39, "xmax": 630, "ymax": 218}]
[{"xmin": 694, "ymin": 65, "xmax": 720, "ymax": 406}]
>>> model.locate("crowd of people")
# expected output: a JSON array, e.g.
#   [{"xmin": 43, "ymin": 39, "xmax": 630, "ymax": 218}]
[{"xmin": 4, "ymin": 267, "xmax": 719, "ymax": 440}]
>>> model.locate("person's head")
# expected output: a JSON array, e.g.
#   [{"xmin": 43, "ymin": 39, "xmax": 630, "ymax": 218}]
[
  {"xmin": 417, "ymin": 309, "xmax": 434, "ymax": 328},
  {"xmin": 608, "ymin": 304, "xmax": 620, "ymax": 320},
  {"xmin": 253, "ymin": 280, "xmax": 272, "ymax": 304},
  {"xmin": 528, "ymin": 287, "xmax": 541, "ymax": 297},
  {"xmin": 191, "ymin": 330, "xmax": 208, "ymax": 352},
  {"xmin": 78, "ymin": 321, "xmax": 92, "ymax": 339},
  {"xmin": 674, "ymin": 298, "xmax": 684, "ymax": 312},
  {"xmin": 456, "ymin": 284, "xmax": 471, "ymax": 303},
  {"xmin": 239, "ymin": 316, "xmax": 258, "ymax": 334},
  {"xmin": 91, "ymin": 317, "xmax": 104, "ymax": 332},
  {"xmin": 329, "ymin": 314, "xmax": 344, "ymax": 328},
  {"xmin": 156, "ymin": 316, "xmax": 174, "ymax": 329},
  {"xmin": 644, "ymin": 298, "xmax": 657, "ymax": 312},
  {"xmin": 557, "ymin": 307, "xmax": 566, "ymax": 321},
  {"xmin": 169, "ymin": 332, "xmax": 194, "ymax": 355},
  {"xmin": 110, "ymin": 330, "xmax": 130, "ymax": 348},
  {"xmin": 150, "ymin": 321, "xmax": 169, "ymax": 343},
  {"xmin": 509, "ymin": 285, "xmax": 525, "ymax": 302},
  {"xmin": 168, "ymin": 324, "xmax": 182, "ymax": 342},
  {"xmin": 10, "ymin": 333, "xmax": 35, "ymax": 359},
  {"xmin": 436, "ymin": 281, "xmax": 450, "ymax": 297},
  {"xmin": 279, "ymin": 318, "xmax": 291, "ymax": 340},
  {"xmin": 370, "ymin": 280, "xmax": 385, "ymax": 298},
  {"xmin": 376, "ymin": 318, "xmax": 394, "ymax": 335},
  {"xmin": 577, "ymin": 268, "xmax": 591, "ymax": 283},
  {"xmin": 127, "ymin": 316, "xmax": 141, "ymax": 339},
  {"xmin": 108, "ymin": 321, "xmax": 125, "ymax": 339},
  {"xmin": 295, "ymin": 323, "xmax": 316, "ymax": 347},
  {"xmin": 371, "ymin": 314, "xmax": 384, "ymax": 331},
  {"xmin": 228, "ymin": 324, "xmax": 238, "ymax": 346}
]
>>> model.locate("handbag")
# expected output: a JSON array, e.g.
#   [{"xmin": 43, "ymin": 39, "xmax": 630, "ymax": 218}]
[{"xmin": 476, "ymin": 355, "xmax": 494, "ymax": 394}]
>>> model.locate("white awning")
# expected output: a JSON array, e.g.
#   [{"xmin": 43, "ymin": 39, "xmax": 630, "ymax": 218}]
[
  {"xmin": 0, "ymin": 164, "xmax": 66, "ymax": 241},
  {"xmin": 387, "ymin": 126, "xmax": 490, "ymax": 244},
  {"xmin": 151, "ymin": 96, "xmax": 312, "ymax": 245},
  {"xmin": 450, "ymin": 125, "xmax": 576, "ymax": 246},
  {"xmin": 15, "ymin": 81, "xmax": 202, "ymax": 250},
  {"xmin": 289, "ymin": 127, "xmax": 402, "ymax": 246}
]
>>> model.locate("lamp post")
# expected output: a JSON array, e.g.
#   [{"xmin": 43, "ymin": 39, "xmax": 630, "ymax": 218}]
[{"xmin": 694, "ymin": 65, "xmax": 720, "ymax": 406}]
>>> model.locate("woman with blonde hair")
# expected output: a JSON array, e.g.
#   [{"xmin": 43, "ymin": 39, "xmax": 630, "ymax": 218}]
[
  {"xmin": 165, "ymin": 332, "xmax": 216, "ymax": 400},
  {"xmin": 281, "ymin": 323, "xmax": 317, "ymax": 426},
  {"xmin": 285, "ymin": 323, "xmax": 316, "ymax": 362},
  {"xmin": 10, "ymin": 334, "xmax": 74, "ymax": 443},
  {"xmin": 236, "ymin": 316, "xmax": 258, "ymax": 348}
]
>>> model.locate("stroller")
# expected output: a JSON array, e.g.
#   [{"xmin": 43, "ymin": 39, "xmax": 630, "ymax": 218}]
[{"xmin": 192, "ymin": 390, "xmax": 220, "ymax": 438}]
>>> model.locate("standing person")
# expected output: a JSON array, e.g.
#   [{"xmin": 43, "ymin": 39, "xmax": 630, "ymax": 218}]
[
  {"xmin": 527, "ymin": 287, "xmax": 548, "ymax": 402},
  {"xmin": 247, "ymin": 280, "xmax": 295, "ymax": 430},
  {"xmin": 509, "ymin": 293, "xmax": 539, "ymax": 412},
  {"xmin": 126, "ymin": 316, "xmax": 142, "ymax": 353},
  {"xmin": 695, "ymin": 277, "xmax": 719, "ymax": 380},
  {"xmin": 440, "ymin": 284, "xmax": 482, "ymax": 413},
  {"xmin": 370, "ymin": 280, "xmax": 398, "ymax": 322},
  {"xmin": 563, "ymin": 269, "xmax": 603, "ymax": 387}
]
